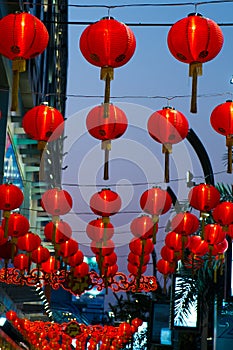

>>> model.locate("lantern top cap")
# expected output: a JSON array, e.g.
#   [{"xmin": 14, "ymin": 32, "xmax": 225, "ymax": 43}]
[
  {"xmin": 226, "ymin": 99, "xmax": 233, "ymax": 103},
  {"xmin": 162, "ymin": 106, "xmax": 175, "ymax": 110},
  {"xmin": 187, "ymin": 12, "xmax": 203, "ymax": 17},
  {"xmin": 100, "ymin": 16, "xmax": 115, "ymax": 20}
]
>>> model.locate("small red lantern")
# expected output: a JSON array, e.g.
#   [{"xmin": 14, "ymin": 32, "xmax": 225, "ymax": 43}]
[
  {"xmin": 147, "ymin": 107, "xmax": 189, "ymax": 182},
  {"xmin": 17, "ymin": 232, "xmax": 41, "ymax": 252},
  {"xmin": 73, "ymin": 261, "xmax": 89, "ymax": 278},
  {"xmin": 91, "ymin": 239, "xmax": 115, "ymax": 256},
  {"xmin": 13, "ymin": 253, "xmax": 29, "ymax": 272},
  {"xmin": 165, "ymin": 231, "xmax": 189, "ymax": 256},
  {"xmin": 58, "ymin": 238, "xmax": 79, "ymax": 259},
  {"xmin": 161, "ymin": 245, "xmax": 182, "ymax": 263},
  {"xmin": 6, "ymin": 310, "xmax": 18, "ymax": 322},
  {"xmin": 188, "ymin": 236, "xmax": 209, "ymax": 257},
  {"xmin": 167, "ymin": 13, "xmax": 223, "ymax": 113},
  {"xmin": 0, "ymin": 12, "xmax": 49, "ymax": 111},
  {"xmin": 188, "ymin": 183, "xmax": 220, "ymax": 214},
  {"xmin": 0, "ymin": 184, "xmax": 24, "ymax": 238},
  {"xmin": 212, "ymin": 201, "xmax": 233, "ymax": 229},
  {"xmin": 127, "ymin": 262, "xmax": 147, "ymax": 276},
  {"xmin": 140, "ymin": 187, "xmax": 172, "ymax": 225},
  {"xmin": 156, "ymin": 258, "xmax": 175, "ymax": 292},
  {"xmin": 210, "ymin": 100, "xmax": 233, "ymax": 173},
  {"xmin": 2, "ymin": 213, "xmax": 29, "ymax": 239},
  {"xmin": 90, "ymin": 188, "xmax": 121, "ymax": 217},
  {"xmin": 41, "ymin": 256, "xmax": 60, "ymax": 273},
  {"xmin": 41, "ymin": 188, "xmax": 73, "ymax": 216},
  {"xmin": 31, "ymin": 246, "xmax": 50, "ymax": 265},
  {"xmin": 22, "ymin": 104, "xmax": 64, "ymax": 150},
  {"xmin": 80, "ymin": 17, "xmax": 136, "ymax": 105},
  {"xmin": 86, "ymin": 218, "xmax": 114, "ymax": 243},
  {"xmin": 129, "ymin": 238, "xmax": 154, "ymax": 256},
  {"xmin": 128, "ymin": 252, "xmax": 150, "ymax": 267},
  {"xmin": 130, "ymin": 215, "xmax": 157, "ymax": 242},
  {"xmin": 86, "ymin": 103, "xmax": 128, "ymax": 180},
  {"xmin": 67, "ymin": 250, "xmax": 84, "ymax": 267},
  {"xmin": 171, "ymin": 211, "xmax": 199, "ymax": 236},
  {"xmin": 44, "ymin": 220, "xmax": 72, "ymax": 244}
]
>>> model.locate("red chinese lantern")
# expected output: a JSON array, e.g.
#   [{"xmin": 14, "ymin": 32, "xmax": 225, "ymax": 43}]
[
  {"xmin": 41, "ymin": 188, "xmax": 73, "ymax": 217},
  {"xmin": 160, "ymin": 245, "xmax": 182, "ymax": 263},
  {"xmin": 67, "ymin": 250, "xmax": 84, "ymax": 267},
  {"xmin": 171, "ymin": 211, "xmax": 199, "ymax": 236},
  {"xmin": 41, "ymin": 256, "xmax": 60, "ymax": 273},
  {"xmin": 44, "ymin": 220, "xmax": 72, "ymax": 244},
  {"xmin": 86, "ymin": 218, "xmax": 114, "ymax": 243},
  {"xmin": 17, "ymin": 232, "xmax": 41, "ymax": 252},
  {"xmin": 100, "ymin": 263, "xmax": 118, "ymax": 277},
  {"xmin": 86, "ymin": 103, "xmax": 128, "ymax": 180},
  {"xmin": 80, "ymin": 17, "xmax": 136, "ymax": 105},
  {"xmin": 130, "ymin": 215, "xmax": 157, "ymax": 243},
  {"xmin": 140, "ymin": 187, "xmax": 172, "ymax": 228},
  {"xmin": 13, "ymin": 253, "xmax": 29, "ymax": 272},
  {"xmin": 210, "ymin": 100, "xmax": 233, "ymax": 173},
  {"xmin": 91, "ymin": 240, "xmax": 115, "ymax": 256},
  {"xmin": 58, "ymin": 238, "xmax": 79, "ymax": 259},
  {"xmin": 165, "ymin": 231, "xmax": 189, "ymax": 258},
  {"xmin": 204, "ymin": 224, "xmax": 225, "ymax": 246},
  {"xmin": 6, "ymin": 310, "xmax": 18, "ymax": 322},
  {"xmin": 90, "ymin": 188, "xmax": 121, "ymax": 217},
  {"xmin": 188, "ymin": 183, "xmax": 220, "ymax": 235},
  {"xmin": 131, "ymin": 318, "xmax": 143, "ymax": 329},
  {"xmin": 212, "ymin": 201, "xmax": 233, "ymax": 230},
  {"xmin": 128, "ymin": 252, "xmax": 150, "ymax": 267},
  {"xmin": 0, "ymin": 12, "xmax": 49, "ymax": 111},
  {"xmin": 0, "ymin": 184, "xmax": 24, "ymax": 238},
  {"xmin": 167, "ymin": 13, "xmax": 223, "ymax": 113},
  {"xmin": 72, "ymin": 261, "xmax": 89, "ymax": 278},
  {"xmin": 188, "ymin": 235, "xmax": 209, "ymax": 257},
  {"xmin": 147, "ymin": 107, "xmax": 189, "ymax": 182},
  {"xmin": 2, "ymin": 213, "xmax": 29, "ymax": 239},
  {"xmin": 129, "ymin": 238, "xmax": 154, "ymax": 256},
  {"xmin": 31, "ymin": 246, "xmax": 50, "ymax": 265},
  {"xmin": 22, "ymin": 104, "xmax": 64, "ymax": 150},
  {"xmin": 156, "ymin": 258, "xmax": 175, "ymax": 292}
]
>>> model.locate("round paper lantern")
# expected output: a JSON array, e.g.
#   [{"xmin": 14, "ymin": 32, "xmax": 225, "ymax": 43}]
[
  {"xmin": 86, "ymin": 103, "xmax": 128, "ymax": 180},
  {"xmin": 0, "ymin": 12, "xmax": 49, "ymax": 111},
  {"xmin": 130, "ymin": 215, "xmax": 157, "ymax": 241},
  {"xmin": 188, "ymin": 183, "xmax": 220, "ymax": 214},
  {"xmin": 100, "ymin": 263, "xmax": 118, "ymax": 277},
  {"xmin": 165, "ymin": 231, "xmax": 189, "ymax": 256},
  {"xmin": 167, "ymin": 13, "xmax": 223, "ymax": 113},
  {"xmin": 140, "ymin": 187, "xmax": 172, "ymax": 224},
  {"xmin": 86, "ymin": 218, "xmax": 114, "ymax": 243},
  {"xmin": 17, "ymin": 232, "xmax": 41, "ymax": 252},
  {"xmin": 128, "ymin": 252, "xmax": 150, "ymax": 267},
  {"xmin": 171, "ymin": 211, "xmax": 199, "ymax": 236},
  {"xmin": 67, "ymin": 250, "xmax": 84, "ymax": 267},
  {"xmin": 147, "ymin": 106, "xmax": 189, "ymax": 182},
  {"xmin": 188, "ymin": 236, "xmax": 209, "ymax": 257},
  {"xmin": 73, "ymin": 261, "xmax": 89, "ymax": 278},
  {"xmin": 90, "ymin": 188, "xmax": 121, "ymax": 219},
  {"xmin": 2, "ymin": 213, "xmax": 29, "ymax": 238},
  {"xmin": 58, "ymin": 238, "xmax": 79, "ymax": 259},
  {"xmin": 22, "ymin": 104, "xmax": 64, "ymax": 149},
  {"xmin": 97, "ymin": 251, "xmax": 117, "ymax": 268},
  {"xmin": 41, "ymin": 256, "xmax": 60, "ymax": 273},
  {"xmin": 156, "ymin": 258, "xmax": 175, "ymax": 292},
  {"xmin": 204, "ymin": 224, "xmax": 225, "ymax": 246},
  {"xmin": 91, "ymin": 240, "xmax": 115, "ymax": 256},
  {"xmin": 0, "ymin": 184, "xmax": 24, "ymax": 238},
  {"xmin": 13, "ymin": 253, "xmax": 29, "ymax": 272},
  {"xmin": 212, "ymin": 201, "xmax": 233, "ymax": 229},
  {"xmin": 129, "ymin": 238, "xmax": 154, "ymax": 256},
  {"xmin": 31, "ymin": 246, "xmax": 50, "ymax": 265},
  {"xmin": 41, "ymin": 188, "xmax": 73, "ymax": 216},
  {"xmin": 210, "ymin": 100, "xmax": 233, "ymax": 173},
  {"xmin": 6, "ymin": 310, "xmax": 18, "ymax": 322},
  {"xmin": 160, "ymin": 245, "xmax": 182, "ymax": 263},
  {"xmin": 127, "ymin": 262, "xmax": 147, "ymax": 277},
  {"xmin": 44, "ymin": 220, "xmax": 72, "ymax": 244}
]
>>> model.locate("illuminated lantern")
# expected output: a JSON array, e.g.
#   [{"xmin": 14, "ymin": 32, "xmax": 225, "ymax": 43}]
[
  {"xmin": 156, "ymin": 258, "xmax": 175, "ymax": 292},
  {"xmin": 2, "ymin": 213, "xmax": 29, "ymax": 238},
  {"xmin": 58, "ymin": 238, "xmax": 79, "ymax": 259},
  {"xmin": 80, "ymin": 17, "xmax": 136, "ymax": 103},
  {"xmin": 44, "ymin": 220, "xmax": 72, "ymax": 244},
  {"xmin": 0, "ymin": 184, "xmax": 24, "ymax": 237},
  {"xmin": 13, "ymin": 253, "xmax": 29, "ymax": 272},
  {"xmin": 210, "ymin": 100, "xmax": 233, "ymax": 173},
  {"xmin": 129, "ymin": 238, "xmax": 154, "ymax": 256},
  {"xmin": 165, "ymin": 231, "xmax": 189, "ymax": 259},
  {"xmin": 22, "ymin": 104, "xmax": 64, "ymax": 150},
  {"xmin": 188, "ymin": 235, "xmax": 209, "ymax": 257},
  {"xmin": 171, "ymin": 211, "xmax": 199, "ymax": 236},
  {"xmin": 100, "ymin": 263, "xmax": 118, "ymax": 277},
  {"xmin": 128, "ymin": 252, "xmax": 150, "ymax": 267},
  {"xmin": 188, "ymin": 183, "xmax": 220, "ymax": 236},
  {"xmin": 0, "ymin": 12, "xmax": 49, "ymax": 111},
  {"xmin": 91, "ymin": 240, "xmax": 115, "ymax": 256},
  {"xmin": 118, "ymin": 322, "xmax": 132, "ymax": 337},
  {"xmin": 41, "ymin": 188, "xmax": 73, "ymax": 216},
  {"xmin": 160, "ymin": 245, "xmax": 182, "ymax": 263},
  {"xmin": 67, "ymin": 250, "xmax": 84, "ymax": 267},
  {"xmin": 147, "ymin": 107, "xmax": 189, "ymax": 182},
  {"xmin": 140, "ymin": 187, "xmax": 172, "ymax": 235},
  {"xmin": 97, "ymin": 251, "xmax": 117, "ymax": 268},
  {"xmin": 6, "ymin": 310, "xmax": 18, "ymax": 322},
  {"xmin": 130, "ymin": 215, "xmax": 157, "ymax": 242},
  {"xmin": 17, "ymin": 232, "xmax": 41, "ymax": 252},
  {"xmin": 203, "ymin": 224, "xmax": 225, "ymax": 252},
  {"xmin": 86, "ymin": 218, "xmax": 114, "ymax": 243},
  {"xmin": 212, "ymin": 201, "xmax": 233, "ymax": 230},
  {"xmin": 41, "ymin": 256, "xmax": 60, "ymax": 273},
  {"xmin": 31, "ymin": 246, "xmax": 50, "ymax": 265},
  {"xmin": 86, "ymin": 103, "xmax": 128, "ymax": 180},
  {"xmin": 167, "ymin": 13, "xmax": 223, "ymax": 113},
  {"xmin": 90, "ymin": 188, "xmax": 121, "ymax": 218},
  {"xmin": 131, "ymin": 318, "xmax": 143, "ymax": 329},
  {"xmin": 73, "ymin": 261, "xmax": 89, "ymax": 278}
]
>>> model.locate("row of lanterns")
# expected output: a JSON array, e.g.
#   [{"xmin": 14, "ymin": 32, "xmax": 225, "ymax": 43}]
[{"xmin": 6, "ymin": 310, "xmax": 143, "ymax": 350}]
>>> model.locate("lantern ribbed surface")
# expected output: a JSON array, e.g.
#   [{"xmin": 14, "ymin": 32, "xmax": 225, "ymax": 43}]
[
  {"xmin": 167, "ymin": 13, "xmax": 223, "ymax": 64},
  {"xmin": 79, "ymin": 17, "xmax": 136, "ymax": 68},
  {"xmin": 0, "ymin": 183, "xmax": 24, "ymax": 211},
  {"xmin": 147, "ymin": 107, "xmax": 189, "ymax": 145},
  {"xmin": 140, "ymin": 187, "xmax": 172, "ymax": 216},
  {"xmin": 86, "ymin": 103, "xmax": 128, "ymax": 141},
  {"xmin": 90, "ymin": 188, "xmax": 121, "ymax": 217},
  {"xmin": 22, "ymin": 105, "xmax": 64, "ymax": 142},
  {"xmin": 41, "ymin": 188, "xmax": 73, "ymax": 216},
  {"xmin": 210, "ymin": 100, "xmax": 233, "ymax": 136},
  {"xmin": 0, "ymin": 12, "xmax": 49, "ymax": 60}
]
